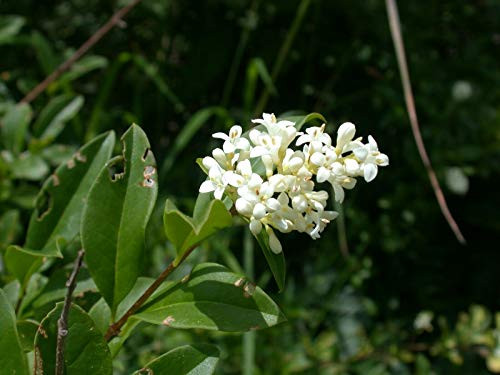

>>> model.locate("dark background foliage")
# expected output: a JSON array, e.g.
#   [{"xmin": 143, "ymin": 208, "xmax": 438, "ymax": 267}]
[{"xmin": 1, "ymin": 0, "xmax": 499, "ymax": 373}]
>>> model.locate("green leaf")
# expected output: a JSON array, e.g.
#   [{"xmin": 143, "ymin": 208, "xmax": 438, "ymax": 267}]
[
  {"xmin": 17, "ymin": 319, "xmax": 39, "ymax": 352},
  {"xmin": 0, "ymin": 289, "xmax": 29, "ymax": 374},
  {"xmin": 34, "ymin": 303, "xmax": 112, "ymax": 375},
  {"xmin": 136, "ymin": 262, "xmax": 286, "ymax": 332},
  {"xmin": 26, "ymin": 131, "xmax": 115, "ymax": 253},
  {"xmin": 0, "ymin": 209, "xmax": 21, "ymax": 251},
  {"xmin": 41, "ymin": 144, "xmax": 77, "ymax": 166},
  {"xmin": 5, "ymin": 132, "xmax": 114, "ymax": 288},
  {"xmin": 254, "ymin": 229, "xmax": 286, "ymax": 292},
  {"xmin": 82, "ymin": 124, "xmax": 158, "ymax": 315},
  {"xmin": 164, "ymin": 198, "xmax": 232, "ymax": 265},
  {"xmin": 4, "ymin": 244, "xmax": 62, "ymax": 288},
  {"xmin": 10, "ymin": 152, "xmax": 49, "ymax": 180},
  {"xmin": 0, "ymin": 15, "xmax": 25, "ymax": 45},
  {"xmin": 32, "ymin": 94, "xmax": 78, "ymax": 137},
  {"xmin": 30, "ymin": 267, "xmax": 96, "ymax": 309},
  {"xmin": 89, "ymin": 298, "xmax": 112, "ymax": 335},
  {"xmin": 160, "ymin": 107, "xmax": 231, "ymax": 177},
  {"xmin": 281, "ymin": 112, "xmax": 326, "ymax": 131},
  {"xmin": 31, "ymin": 31, "xmax": 57, "ymax": 75},
  {"xmin": 0, "ymin": 103, "xmax": 32, "ymax": 154},
  {"xmin": 57, "ymin": 55, "xmax": 108, "ymax": 86},
  {"xmin": 133, "ymin": 344, "xmax": 219, "ymax": 375},
  {"xmin": 31, "ymin": 95, "xmax": 84, "ymax": 147},
  {"xmin": 244, "ymin": 58, "xmax": 277, "ymax": 111}
]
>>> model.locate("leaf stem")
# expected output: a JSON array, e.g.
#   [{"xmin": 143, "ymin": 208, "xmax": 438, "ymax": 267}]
[
  {"xmin": 385, "ymin": 0, "xmax": 466, "ymax": 244},
  {"xmin": 104, "ymin": 245, "xmax": 198, "ymax": 341},
  {"xmin": 55, "ymin": 249, "xmax": 85, "ymax": 375},
  {"xmin": 20, "ymin": 0, "xmax": 143, "ymax": 104}
]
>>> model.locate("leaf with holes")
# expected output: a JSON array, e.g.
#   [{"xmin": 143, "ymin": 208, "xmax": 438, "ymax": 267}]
[
  {"xmin": 6, "ymin": 131, "xmax": 115, "ymax": 289},
  {"xmin": 82, "ymin": 124, "xmax": 158, "ymax": 315},
  {"xmin": 34, "ymin": 303, "xmax": 112, "ymax": 375},
  {"xmin": 164, "ymin": 197, "xmax": 232, "ymax": 265},
  {"xmin": 133, "ymin": 344, "xmax": 219, "ymax": 375},
  {"xmin": 135, "ymin": 263, "xmax": 286, "ymax": 332},
  {"xmin": 0, "ymin": 289, "xmax": 29, "ymax": 374}
]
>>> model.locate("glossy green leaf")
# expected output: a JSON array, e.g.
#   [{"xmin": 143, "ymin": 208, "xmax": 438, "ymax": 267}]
[
  {"xmin": 164, "ymin": 198, "xmax": 232, "ymax": 265},
  {"xmin": 0, "ymin": 289, "xmax": 29, "ymax": 374},
  {"xmin": 133, "ymin": 344, "xmax": 220, "ymax": 375},
  {"xmin": 32, "ymin": 95, "xmax": 84, "ymax": 146},
  {"xmin": 136, "ymin": 262, "xmax": 286, "ymax": 332},
  {"xmin": 281, "ymin": 112, "xmax": 326, "ymax": 131},
  {"xmin": 0, "ymin": 103, "xmax": 32, "ymax": 154},
  {"xmin": 17, "ymin": 319, "xmax": 39, "ymax": 352},
  {"xmin": 4, "ymin": 244, "xmax": 62, "ymax": 287},
  {"xmin": 254, "ymin": 229, "xmax": 286, "ymax": 292},
  {"xmin": 5, "ymin": 132, "xmax": 115, "ymax": 288},
  {"xmin": 82, "ymin": 124, "xmax": 158, "ymax": 314},
  {"xmin": 34, "ymin": 303, "xmax": 112, "ymax": 375},
  {"xmin": 26, "ymin": 131, "xmax": 115, "ymax": 253}
]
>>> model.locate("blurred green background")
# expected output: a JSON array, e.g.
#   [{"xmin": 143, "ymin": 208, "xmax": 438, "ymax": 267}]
[{"xmin": 1, "ymin": 0, "xmax": 499, "ymax": 373}]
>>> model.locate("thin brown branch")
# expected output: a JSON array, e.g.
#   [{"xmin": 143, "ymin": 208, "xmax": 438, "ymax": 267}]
[
  {"xmin": 55, "ymin": 249, "xmax": 85, "ymax": 375},
  {"xmin": 104, "ymin": 245, "xmax": 198, "ymax": 341},
  {"xmin": 385, "ymin": 0, "xmax": 466, "ymax": 244},
  {"xmin": 20, "ymin": 0, "xmax": 143, "ymax": 104}
]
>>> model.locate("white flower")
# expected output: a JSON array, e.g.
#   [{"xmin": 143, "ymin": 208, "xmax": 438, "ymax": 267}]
[
  {"xmin": 212, "ymin": 125, "xmax": 250, "ymax": 154},
  {"xmin": 199, "ymin": 165, "xmax": 231, "ymax": 200},
  {"xmin": 252, "ymin": 113, "xmax": 297, "ymax": 153},
  {"xmin": 266, "ymin": 225, "xmax": 283, "ymax": 254},
  {"xmin": 306, "ymin": 209, "xmax": 338, "ymax": 239},
  {"xmin": 353, "ymin": 135, "xmax": 389, "ymax": 182},
  {"xmin": 198, "ymin": 112, "xmax": 389, "ymax": 253},
  {"xmin": 296, "ymin": 123, "xmax": 331, "ymax": 150},
  {"xmin": 335, "ymin": 122, "xmax": 356, "ymax": 152}
]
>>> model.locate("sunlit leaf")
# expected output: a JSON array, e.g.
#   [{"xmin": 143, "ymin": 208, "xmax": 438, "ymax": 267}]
[
  {"xmin": 82, "ymin": 124, "xmax": 158, "ymax": 315},
  {"xmin": 164, "ymin": 198, "xmax": 232, "ymax": 265},
  {"xmin": 135, "ymin": 263, "xmax": 286, "ymax": 332},
  {"xmin": 133, "ymin": 344, "xmax": 219, "ymax": 375}
]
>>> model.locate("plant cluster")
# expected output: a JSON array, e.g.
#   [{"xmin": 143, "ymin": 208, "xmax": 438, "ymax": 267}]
[{"xmin": 199, "ymin": 113, "xmax": 388, "ymax": 253}]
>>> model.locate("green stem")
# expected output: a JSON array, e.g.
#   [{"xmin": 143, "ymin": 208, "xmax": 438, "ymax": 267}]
[
  {"xmin": 334, "ymin": 199, "xmax": 349, "ymax": 258},
  {"xmin": 242, "ymin": 228, "xmax": 256, "ymax": 375},
  {"xmin": 254, "ymin": 0, "xmax": 312, "ymax": 116}
]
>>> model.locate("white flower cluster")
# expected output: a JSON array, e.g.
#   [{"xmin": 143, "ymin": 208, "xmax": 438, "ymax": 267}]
[{"xmin": 199, "ymin": 113, "xmax": 388, "ymax": 254}]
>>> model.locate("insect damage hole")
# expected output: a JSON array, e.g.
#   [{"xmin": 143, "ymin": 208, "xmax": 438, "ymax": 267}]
[
  {"xmin": 142, "ymin": 148, "xmax": 151, "ymax": 161},
  {"xmin": 108, "ymin": 159, "xmax": 125, "ymax": 182},
  {"xmin": 36, "ymin": 191, "xmax": 52, "ymax": 220}
]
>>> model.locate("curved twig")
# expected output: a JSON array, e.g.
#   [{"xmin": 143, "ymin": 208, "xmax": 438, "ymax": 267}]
[
  {"xmin": 385, "ymin": 0, "xmax": 466, "ymax": 244},
  {"xmin": 20, "ymin": 0, "xmax": 143, "ymax": 104},
  {"xmin": 55, "ymin": 249, "xmax": 85, "ymax": 375}
]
